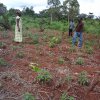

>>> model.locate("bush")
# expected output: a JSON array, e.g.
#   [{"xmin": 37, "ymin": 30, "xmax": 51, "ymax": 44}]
[
  {"xmin": 65, "ymin": 75, "xmax": 73, "ymax": 84},
  {"xmin": 78, "ymin": 71, "xmax": 89, "ymax": 86},
  {"xmin": 69, "ymin": 46, "xmax": 76, "ymax": 53},
  {"xmin": 0, "ymin": 58, "xmax": 8, "ymax": 66},
  {"xmin": 49, "ymin": 36, "xmax": 62, "ymax": 48},
  {"xmin": 31, "ymin": 33, "xmax": 39, "ymax": 44},
  {"xmin": 60, "ymin": 92, "xmax": 74, "ymax": 100},
  {"xmin": 58, "ymin": 57, "xmax": 64, "ymax": 64},
  {"xmin": 0, "ymin": 41, "xmax": 6, "ymax": 48},
  {"xmin": 36, "ymin": 69, "xmax": 52, "ymax": 84},
  {"xmin": 86, "ymin": 47, "xmax": 93, "ymax": 54},
  {"xmin": 23, "ymin": 93, "xmax": 35, "ymax": 100},
  {"xmin": 76, "ymin": 57, "xmax": 84, "ymax": 65}
]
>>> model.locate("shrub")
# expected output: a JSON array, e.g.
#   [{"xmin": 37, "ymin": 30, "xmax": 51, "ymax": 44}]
[
  {"xmin": 58, "ymin": 57, "xmax": 64, "ymax": 64},
  {"xmin": 78, "ymin": 71, "xmax": 89, "ymax": 86},
  {"xmin": 0, "ymin": 58, "xmax": 8, "ymax": 66},
  {"xmin": 36, "ymin": 69, "xmax": 52, "ymax": 84},
  {"xmin": 31, "ymin": 33, "xmax": 39, "ymax": 44},
  {"xmin": 86, "ymin": 46, "xmax": 93, "ymax": 54},
  {"xmin": 23, "ymin": 92, "xmax": 35, "ymax": 100},
  {"xmin": 30, "ymin": 63, "xmax": 52, "ymax": 84},
  {"xmin": 1, "ymin": 31, "xmax": 8, "ymax": 38},
  {"xmin": 65, "ymin": 75, "xmax": 73, "ymax": 84},
  {"xmin": 76, "ymin": 57, "xmax": 84, "ymax": 65},
  {"xmin": 69, "ymin": 46, "xmax": 76, "ymax": 53},
  {"xmin": 30, "ymin": 63, "xmax": 41, "ymax": 72},
  {"xmin": 49, "ymin": 36, "xmax": 62, "ymax": 48},
  {"xmin": 60, "ymin": 92, "xmax": 74, "ymax": 100},
  {"xmin": 0, "ymin": 41, "xmax": 6, "ymax": 48},
  {"xmin": 49, "ymin": 42, "xmax": 56, "ymax": 48}
]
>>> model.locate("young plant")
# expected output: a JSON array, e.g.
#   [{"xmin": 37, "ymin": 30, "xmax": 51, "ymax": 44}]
[
  {"xmin": 85, "ymin": 46, "xmax": 93, "ymax": 54},
  {"xmin": 0, "ymin": 41, "xmax": 6, "ymax": 49},
  {"xmin": 58, "ymin": 57, "xmax": 65, "ymax": 64},
  {"xmin": 30, "ymin": 63, "xmax": 41, "ymax": 72},
  {"xmin": 31, "ymin": 33, "xmax": 39, "ymax": 44},
  {"xmin": 60, "ymin": 92, "xmax": 74, "ymax": 100},
  {"xmin": 60, "ymin": 92, "xmax": 67, "ymax": 100},
  {"xmin": 23, "ymin": 92, "xmax": 35, "ymax": 100},
  {"xmin": 1, "ymin": 31, "xmax": 8, "ymax": 38},
  {"xmin": 69, "ymin": 46, "xmax": 76, "ymax": 53},
  {"xmin": 49, "ymin": 36, "xmax": 62, "ymax": 48},
  {"xmin": 65, "ymin": 75, "xmax": 73, "ymax": 84},
  {"xmin": 49, "ymin": 41, "xmax": 56, "ymax": 48},
  {"xmin": 11, "ymin": 45, "xmax": 22, "ymax": 51},
  {"xmin": 16, "ymin": 51, "xmax": 25, "ymax": 59},
  {"xmin": 76, "ymin": 57, "xmax": 84, "ymax": 65},
  {"xmin": 30, "ymin": 63, "xmax": 52, "ymax": 84},
  {"xmin": 28, "ymin": 33, "xmax": 33, "ymax": 38},
  {"xmin": 36, "ymin": 69, "xmax": 52, "ymax": 84},
  {"xmin": 0, "ymin": 58, "xmax": 8, "ymax": 66},
  {"xmin": 78, "ymin": 71, "xmax": 89, "ymax": 86}
]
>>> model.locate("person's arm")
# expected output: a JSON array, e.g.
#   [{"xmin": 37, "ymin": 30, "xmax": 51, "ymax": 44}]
[{"xmin": 16, "ymin": 17, "xmax": 20, "ymax": 32}]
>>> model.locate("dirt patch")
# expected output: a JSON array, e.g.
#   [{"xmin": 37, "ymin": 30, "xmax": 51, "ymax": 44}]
[{"xmin": 0, "ymin": 30, "xmax": 100, "ymax": 100}]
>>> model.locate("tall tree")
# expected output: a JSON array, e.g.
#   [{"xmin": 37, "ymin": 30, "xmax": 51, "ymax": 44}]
[
  {"xmin": 48, "ymin": 0, "xmax": 60, "ymax": 7},
  {"xmin": 0, "ymin": 3, "xmax": 11, "ymax": 30},
  {"xmin": 0, "ymin": 3, "xmax": 7, "ymax": 15},
  {"xmin": 63, "ymin": 0, "xmax": 80, "ymax": 20},
  {"xmin": 22, "ymin": 6, "xmax": 35, "ymax": 17},
  {"xmin": 47, "ymin": 0, "xmax": 61, "ymax": 22}
]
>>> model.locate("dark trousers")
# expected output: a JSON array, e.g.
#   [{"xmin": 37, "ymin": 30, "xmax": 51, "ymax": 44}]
[{"xmin": 69, "ymin": 29, "xmax": 73, "ymax": 36}]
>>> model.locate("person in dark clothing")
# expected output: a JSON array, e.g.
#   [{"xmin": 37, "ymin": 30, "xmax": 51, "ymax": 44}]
[
  {"xmin": 72, "ymin": 18, "xmax": 84, "ymax": 48},
  {"xmin": 69, "ymin": 20, "xmax": 74, "ymax": 36}
]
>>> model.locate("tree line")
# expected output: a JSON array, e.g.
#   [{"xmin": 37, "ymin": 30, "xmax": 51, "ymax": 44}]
[{"xmin": 0, "ymin": 0, "xmax": 100, "ymax": 30}]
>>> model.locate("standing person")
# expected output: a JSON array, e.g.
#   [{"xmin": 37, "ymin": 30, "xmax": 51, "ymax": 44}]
[
  {"xmin": 14, "ymin": 10, "xmax": 22, "ymax": 43},
  {"xmin": 69, "ymin": 20, "xmax": 74, "ymax": 36},
  {"xmin": 72, "ymin": 18, "xmax": 84, "ymax": 48}
]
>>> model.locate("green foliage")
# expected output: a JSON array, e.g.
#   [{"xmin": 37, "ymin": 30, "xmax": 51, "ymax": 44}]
[
  {"xmin": 78, "ymin": 71, "xmax": 89, "ymax": 86},
  {"xmin": 69, "ymin": 46, "xmax": 76, "ymax": 53},
  {"xmin": 65, "ymin": 75, "xmax": 73, "ymax": 84},
  {"xmin": 23, "ymin": 6, "xmax": 35, "ymax": 17},
  {"xmin": 11, "ymin": 45, "xmax": 22, "ymax": 51},
  {"xmin": 1, "ymin": 31, "xmax": 8, "ymax": 38},
  {"xmin": 60, "ymin": 92, "xmax": 74, "ymax": 100},
  {"xmin": 48, "ymin": 0, "xmax": 61, "ymax": 7},
  {"xmin": 0, "ymin": 14, "xmax": 11, "ymax": 30},
  {"xmin": 0, "ymin": 58, "xmax": 8, "ymax": 66},
  {"xmin": 84, "ymin": 40, "xmax": 94, "ymax": 54},
  {"xmin": 86, "ymin": 46, "xmax": 93, "ymax": 54},
  {"xmin": 30, "ymin": 63, "xmax": 52, "ymax": 84},
  {"xmin": 49, "ymin": 36, "xmax": 62, "ymax": 48},
  {"xmin": 36, "ymin": 69, "xmax": 52, "ymax": 84},
  {"xmin": 49, "ymin": 21, "xmax": 64, "ymax": 30},
  {"xmin": 63, "ymin": 0, "xmax": 79, "ymax": 19},
  {"xmin": 27, "ymin": 33, "xmax": 33, "ymax": 38},
  {"xmin": 23, "ymin": 93, "xmax": 35, "ymax": 100},
  {"xmin": 58, "ymin": 57, "xmax": 65, "ymax": 64},
  {"xmin": 76, "ymin": 57, "xmax": 84, "ymax": 65},
  {"xmin": 68, "ymin": 37, "xmax": 73, "ymax": 44},
  {"xmin": 0, "ymin": 41, "xmax": 6, "ymax": 48},
  {"xmin": 84, "ymin": 19, "xmax": 100, "ymax": 34},
  {"xmin": 31, "ymin": 33, "xmax": 39, "ymax": 44},
  {"xmin": 30, "ymin": 63, "xmax": 41, "ymax": 72},
  {"xmin": 85, "ymin": 40, "xmax": 95, "ymax": 47},
  {"xmin": 49, "ymin": 41, "xmax": 56, "ymax": 48}
]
